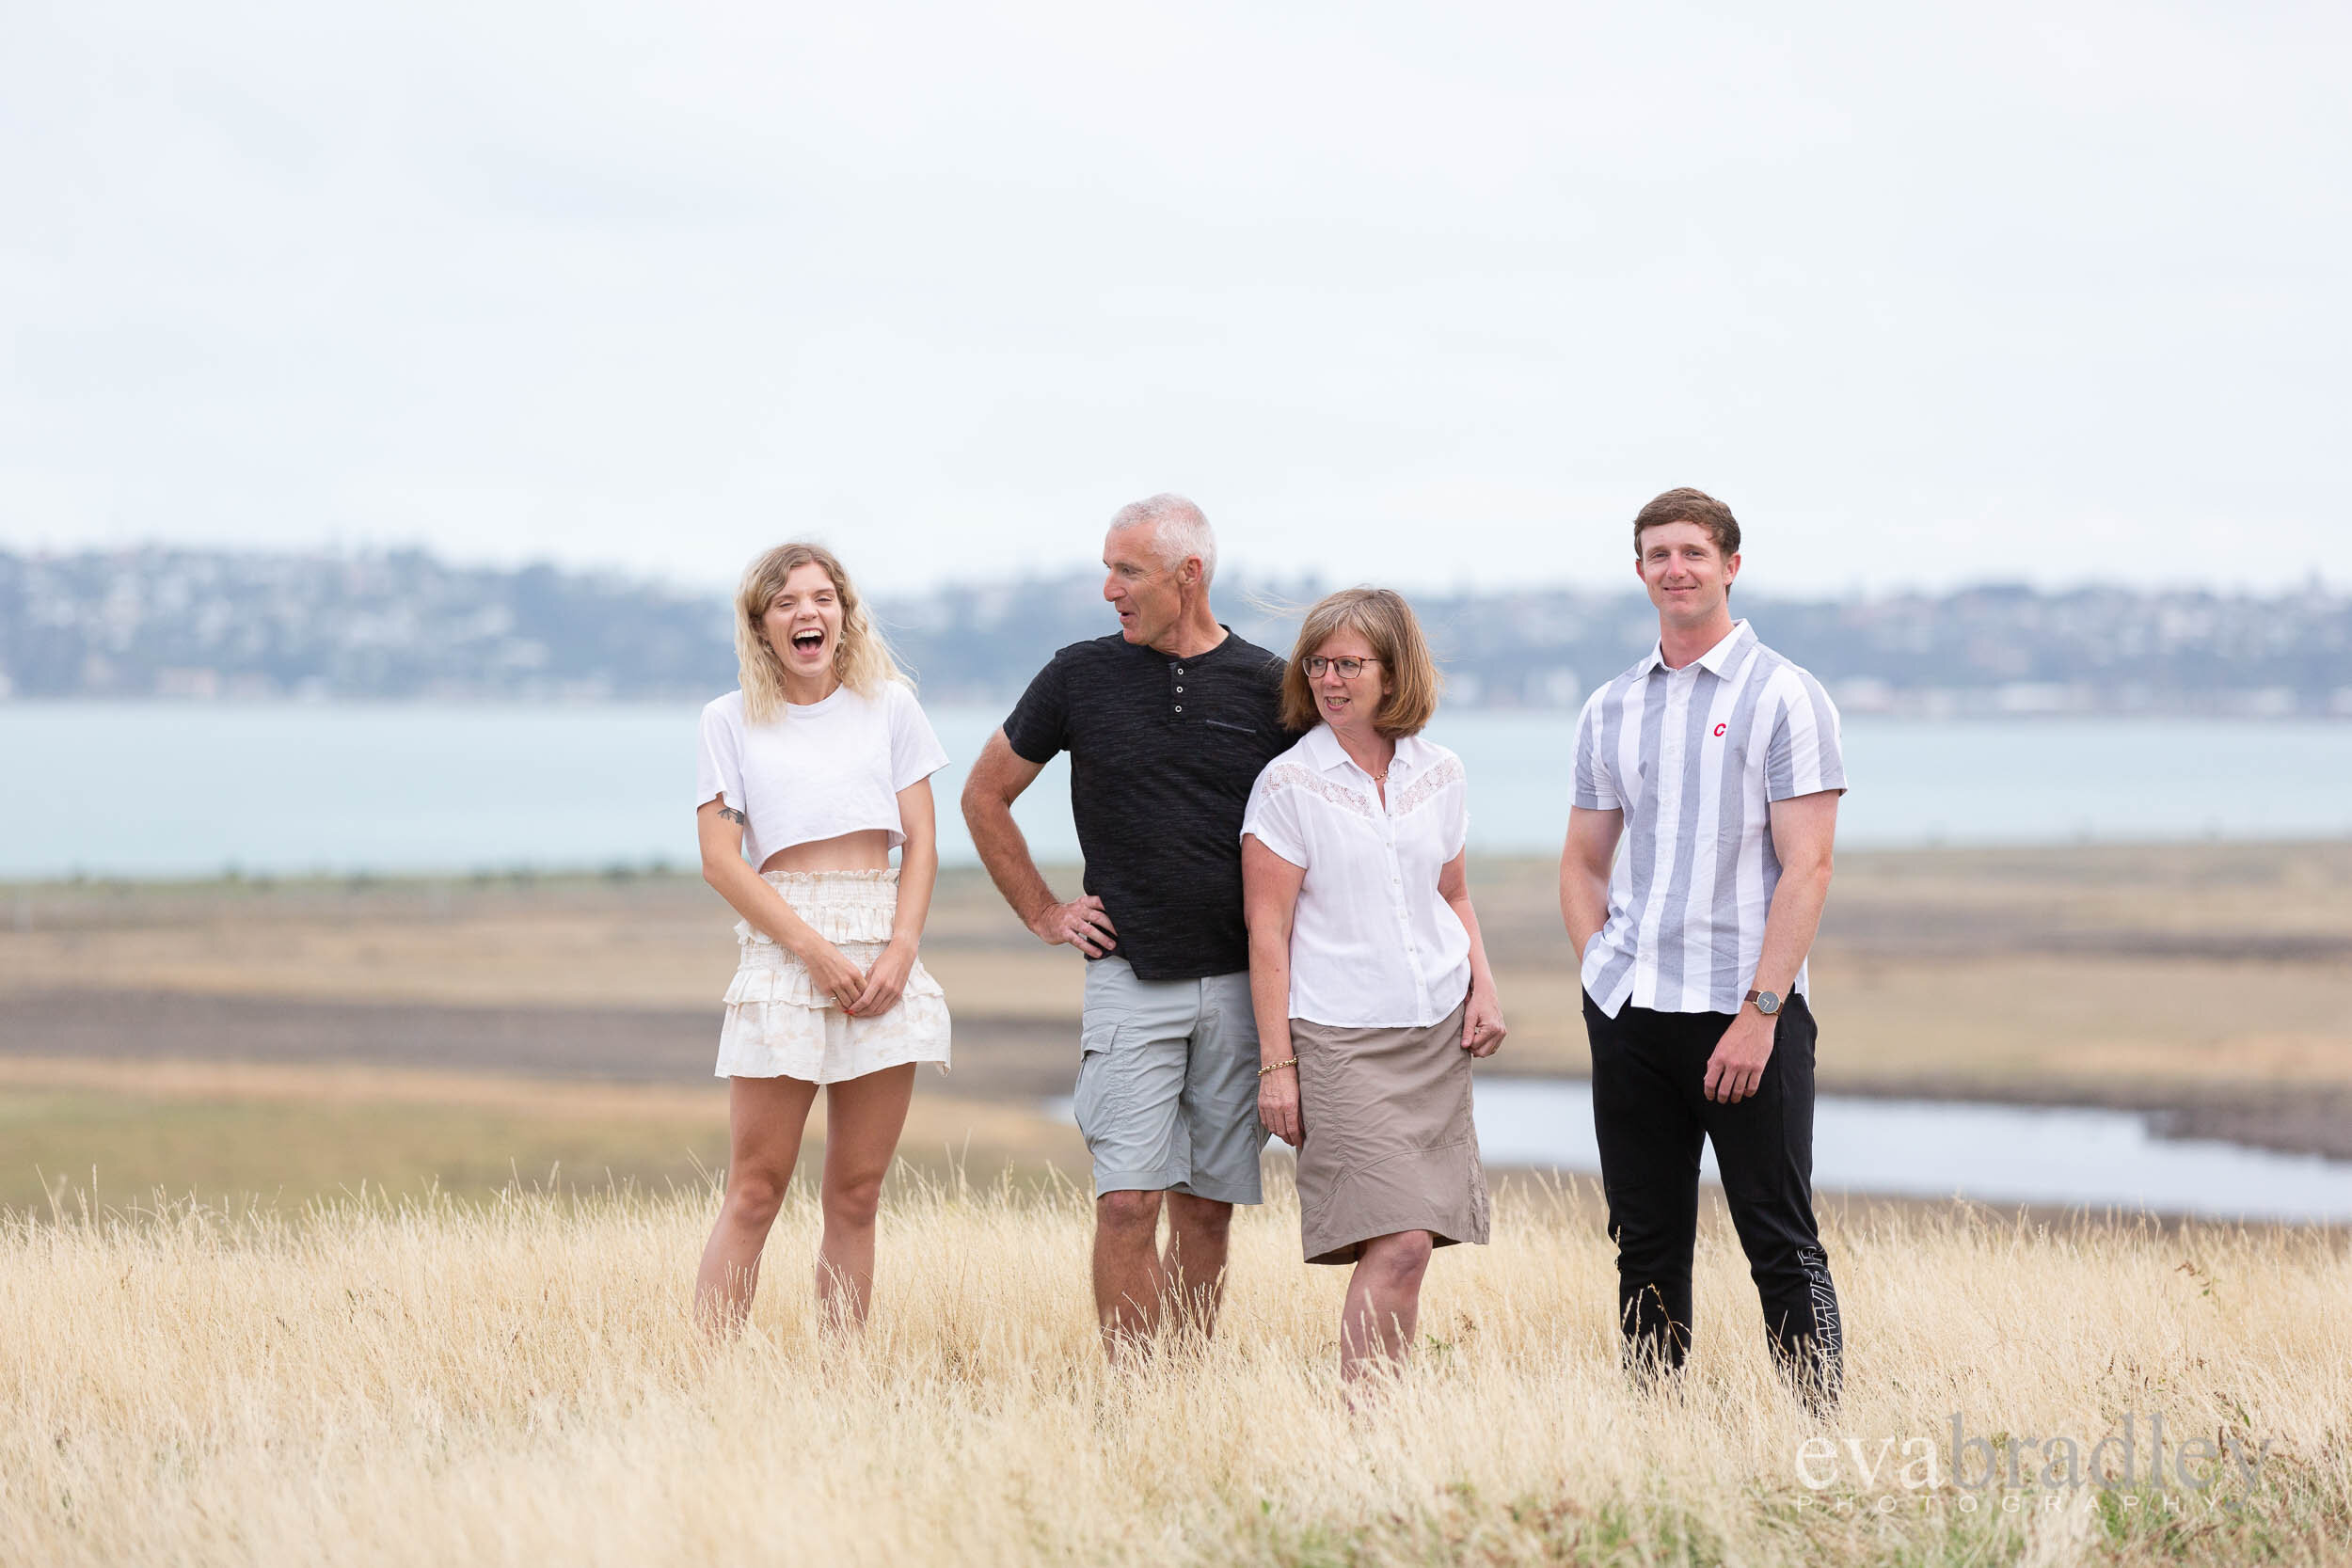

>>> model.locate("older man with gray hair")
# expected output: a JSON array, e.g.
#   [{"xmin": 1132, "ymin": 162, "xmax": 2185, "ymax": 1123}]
[{"xmin": 963, "ymin": 493, "xmax": 1288, "ymax": 1357}]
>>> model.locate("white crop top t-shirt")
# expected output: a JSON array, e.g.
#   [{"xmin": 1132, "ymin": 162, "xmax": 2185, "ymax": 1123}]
[{"xmin": 696, "ymin": 682, "xmax": 950, "ymax": 867}]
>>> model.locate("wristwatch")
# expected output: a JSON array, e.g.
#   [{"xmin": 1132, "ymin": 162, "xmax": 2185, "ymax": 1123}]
[{"xmin": 1744, "ymin": 989, "xmax": 1782, "ymax": 1017}]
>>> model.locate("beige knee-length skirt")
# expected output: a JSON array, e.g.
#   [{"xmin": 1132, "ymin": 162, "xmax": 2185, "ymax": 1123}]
[{"xmin": 1292, "ymin": 999, "xmax": 1490, "ymax": 1266}]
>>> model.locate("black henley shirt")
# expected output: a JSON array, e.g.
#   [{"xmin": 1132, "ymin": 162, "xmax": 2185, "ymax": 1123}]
[{"xmin": 1002, "ymin": 628, "xmax": 1289, "ymax": 982}]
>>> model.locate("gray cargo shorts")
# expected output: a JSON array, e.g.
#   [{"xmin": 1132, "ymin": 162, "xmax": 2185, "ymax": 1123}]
[{"xmin": 1075, "ymin": 956, "xmax": 1267, "ymax": 1204}]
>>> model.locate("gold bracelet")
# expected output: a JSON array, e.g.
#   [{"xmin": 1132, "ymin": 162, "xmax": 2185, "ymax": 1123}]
[{"xmin": 1257, "ymin": 1057, "xmax": 1297, "ymax": 1076}]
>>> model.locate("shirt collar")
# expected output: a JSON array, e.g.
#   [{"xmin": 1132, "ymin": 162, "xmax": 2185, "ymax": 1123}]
[
  {"xmin": 1637, "ymin": 618, "xmax": 1754, "ymax": 677},
  {"xmin": 1136, "ymin": 624, "xmax": 1235, "ymax": 664},
  {"xmin": 1304, "ymin": 723, "xmax": 1433, "ymax": 781}
]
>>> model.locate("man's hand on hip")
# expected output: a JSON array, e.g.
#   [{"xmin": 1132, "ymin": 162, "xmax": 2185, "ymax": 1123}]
[
  {"xmin": 1029, "ymin": 895, "xmax": 1118, "ymax": 956},
  {"xmin": 1703, "ymin": 1008, "xmax": 1775, "ymax": 1103}
]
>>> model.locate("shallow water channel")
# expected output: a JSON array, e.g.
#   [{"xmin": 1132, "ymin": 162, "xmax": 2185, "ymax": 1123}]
[
  {"xmin": 1052, "ymin": 1081, "xmax": 2352, "ymax": 1223},
  {"xmin": 1470, "ymin": 1079, "xmax": 2352, "ymax": 1223}
]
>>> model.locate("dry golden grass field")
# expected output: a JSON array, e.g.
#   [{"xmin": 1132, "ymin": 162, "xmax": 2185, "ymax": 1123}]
[
  {"xmin": 4, "ymin": 1178, "xmax": 2349, "ymax": 1567},
  {"xmin": 4, "ymin": 845, "xmax": 2351, "ymax": 1564}
]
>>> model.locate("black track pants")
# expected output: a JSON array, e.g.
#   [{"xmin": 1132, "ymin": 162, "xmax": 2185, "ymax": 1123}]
[{"xmin": 1582, "ymin": 990, "xmax": 1842, "ymax": 1405}]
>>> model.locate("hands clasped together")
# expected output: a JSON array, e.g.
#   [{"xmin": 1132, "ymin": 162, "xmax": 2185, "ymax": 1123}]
[{"xmin": 793, "ymin": 933, "xmax": 919, "ymax": 1017}]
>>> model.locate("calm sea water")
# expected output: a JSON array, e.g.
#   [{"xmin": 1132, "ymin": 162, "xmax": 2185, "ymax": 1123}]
[
  {"xmin": 4, "ymin": 703, "xmax": 2350, "ymax": 880},
  {"xmin": 1469, "ymin": 1080, "xmax": 2352, "ymax": 1223},
  {"xmin": 1042, "ymin": 1084, "xmax": 2352, "ymax": 1221}
]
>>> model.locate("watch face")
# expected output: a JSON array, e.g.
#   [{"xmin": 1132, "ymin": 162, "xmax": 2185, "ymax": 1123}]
[{"xmin": 1756, "ymin": 990, "xmax": 1782, "ymax": 1015}]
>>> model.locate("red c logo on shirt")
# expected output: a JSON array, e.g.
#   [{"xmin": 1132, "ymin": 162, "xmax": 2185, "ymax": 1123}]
[{"xmin": 1712, "ymin": 722, "xmax": 1728, "ymax": 737}]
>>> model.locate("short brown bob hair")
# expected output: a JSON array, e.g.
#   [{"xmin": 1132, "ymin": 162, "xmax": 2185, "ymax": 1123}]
[
  {"xmin": 1279, "ymin": 587, "xmax": 1442, "ymax": 738},
  {"xmin": 1632, "ymin": 487, "xmax": 1740, "ymax": 561}
]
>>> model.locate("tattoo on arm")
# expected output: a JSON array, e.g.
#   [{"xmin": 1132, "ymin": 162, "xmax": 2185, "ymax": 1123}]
[{"xmin": 719, "ymin": 806, "xmax": 747, "ymax": 825}]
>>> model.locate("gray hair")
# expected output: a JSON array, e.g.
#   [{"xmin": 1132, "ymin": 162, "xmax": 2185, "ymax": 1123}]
[{"xmin": 1108, "ymin": 493, "xmax": 1216, "ymax": 586}]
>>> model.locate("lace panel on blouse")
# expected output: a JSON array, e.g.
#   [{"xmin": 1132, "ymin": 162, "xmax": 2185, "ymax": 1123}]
[
  {"xmin": 1261, "ymin": 763, "xmax": 1375, "ymax": 820},
  {"xmin": 1391, "ymin": 754, "xmax": 1464, "ymax": 816},
  {"xmin": 1263, "ymin": 753, "xmax": 1461, "ymax": 820}
]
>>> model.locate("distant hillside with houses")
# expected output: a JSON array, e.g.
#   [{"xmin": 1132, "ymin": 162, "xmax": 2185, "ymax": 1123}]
[{"xmin": 3, "ymin": 546, "xmax": 2347, "ymax": 718}]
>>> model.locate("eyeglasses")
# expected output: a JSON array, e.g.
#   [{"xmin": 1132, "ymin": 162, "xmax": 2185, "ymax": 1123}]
[{"xmin": 1304, "ymin": 656, "xmax": 1380, "ymax": 679}]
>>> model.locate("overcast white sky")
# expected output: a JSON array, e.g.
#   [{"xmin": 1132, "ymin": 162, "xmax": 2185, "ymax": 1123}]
[{"xmin": 4, "ymin": 1, "xmax": 2344, "ymax": 597}]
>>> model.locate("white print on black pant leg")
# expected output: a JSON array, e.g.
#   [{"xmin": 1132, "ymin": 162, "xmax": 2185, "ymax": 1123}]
[{"xmin": 1798, "ymin": 1244, "xmax": 1842, "ymax": 1366}]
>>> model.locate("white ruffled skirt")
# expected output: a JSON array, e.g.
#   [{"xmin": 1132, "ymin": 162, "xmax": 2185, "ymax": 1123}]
[{"xmin": 716, "ymin": 869, "xmax": 952, "ymax": 1084}]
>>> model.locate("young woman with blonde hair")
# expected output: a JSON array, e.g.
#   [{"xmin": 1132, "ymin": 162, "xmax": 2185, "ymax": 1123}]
[
  {"xmin": 692, "ymin": 542, "xmax": 951, "ymax": 1334},
  {"xmin": 1241, "ymin": 587, "xmax": 1504, "ymax": 1385}
]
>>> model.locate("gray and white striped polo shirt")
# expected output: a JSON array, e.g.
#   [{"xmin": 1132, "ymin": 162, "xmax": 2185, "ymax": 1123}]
[{"xmin": 1571, "ymin": 619, "xmax": 1848, "ymax": 1019}]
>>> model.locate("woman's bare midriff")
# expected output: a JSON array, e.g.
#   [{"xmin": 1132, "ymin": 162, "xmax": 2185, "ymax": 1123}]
[{"xmin": 758, "ymin": 828, "xmax": 895, "ymax": 874}]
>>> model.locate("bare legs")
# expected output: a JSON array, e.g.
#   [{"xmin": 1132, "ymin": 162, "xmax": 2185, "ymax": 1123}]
[
  {"xmin": 1091, "ymin": 1191, "xmax": 1165, "ymax": 1354},
  {"xmin": 698, "ymin": 1081, "xmax": 1431, "ymax": 1382},
  {"xmin": 696, "ymin": 1075, "xmax": 818, "ymax": 1332},
  {"xmin": 1162, "ymin": 1193, "xmax": 1233, "ymax": 1330},
  {"xmin": 1339, "ymin": 1229, "xmax": 1434, "ymax": 1384},
  {"xmin": 1091, "ymin": 1189, "xmax": 1234, "ymax": 1357},
  {"xmin": 692, "ymin": 1065, "xmax": 916, "ymax": 1336},
  {"xmin": 814, "ymin": 1065, "xmax": 916, "ymax": 1328},
  {"xmin": 1094, "ymin": 1205, "xmax": 1434, "ymax": 1381}
]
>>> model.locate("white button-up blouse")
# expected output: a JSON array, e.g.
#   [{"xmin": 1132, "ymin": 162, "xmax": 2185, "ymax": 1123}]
[{"xmin": 1240, "ymin": 725, "xmax": 1472, "ymax": 1029}]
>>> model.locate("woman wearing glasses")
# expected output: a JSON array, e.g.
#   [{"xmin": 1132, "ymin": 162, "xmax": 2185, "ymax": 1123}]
[{"xmin": 1240, "ymin": 587, "xmax": 1505, "ymax": 1386}]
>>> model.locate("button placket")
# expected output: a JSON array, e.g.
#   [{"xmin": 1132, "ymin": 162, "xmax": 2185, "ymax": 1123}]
[{"xmin": 1390, "ymin": 759, "xmax": 1425, "ymax": 999}]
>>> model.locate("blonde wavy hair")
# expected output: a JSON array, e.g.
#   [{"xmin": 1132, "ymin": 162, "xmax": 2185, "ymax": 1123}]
[
  {"xmin": 734, "ymin": 543, "xmax": 908, "ymax": 723},
  {"xmin": 1279, "ymin": 586, "xmax": 1442, "ymax": 738}
]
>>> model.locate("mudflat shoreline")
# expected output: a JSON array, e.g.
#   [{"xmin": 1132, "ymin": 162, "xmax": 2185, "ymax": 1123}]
[
  {"xmin": 0, "ymin": 988, "xmax": 1084, "ymax": 1100},
  {"xmin": 7, "ymin": 983, "xmax": 2352, "ymax": 1164},
  {"xmin": 4, "ymin": 843, "xmax": 2348, "ymax": 1191}
]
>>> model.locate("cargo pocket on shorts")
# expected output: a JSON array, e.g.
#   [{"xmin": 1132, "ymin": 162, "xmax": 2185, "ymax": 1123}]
[{"xmin": 1072, "ymin": 1016, "xmax": 1125, "ymax": 1148}]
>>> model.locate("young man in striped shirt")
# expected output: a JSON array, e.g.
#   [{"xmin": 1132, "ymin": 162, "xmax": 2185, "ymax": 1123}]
[{"xmin": 1560, "ymin": 487, "xmax": 1847, "ymax": 1411}]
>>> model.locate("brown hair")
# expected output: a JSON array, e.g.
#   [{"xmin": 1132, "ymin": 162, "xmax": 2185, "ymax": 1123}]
[
  {"xmin": 1279, "ymin": 587, "xmax": 1442, "ymax": 738},
  {"xmin": 1631, "ymin": 487, "xmax": 1740, "ymax": 561},
  {"xmin": 733, "ymin": 542, "xmax": 908, "ymax": 723}
]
